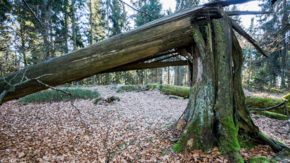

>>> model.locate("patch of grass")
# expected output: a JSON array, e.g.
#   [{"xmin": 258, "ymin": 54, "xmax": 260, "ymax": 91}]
[
  {"xmin": 19, "ymin": 89, "xmax": 100, "ymax": 105},
  {"xmin": 116, "ymin": 85, "xmax": 150, "ymax": 93}
]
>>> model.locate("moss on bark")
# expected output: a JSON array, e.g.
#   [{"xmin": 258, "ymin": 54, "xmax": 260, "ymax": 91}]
[{"xmin": 161, "ymin": 84, "xmax": 190, "ymax": 98}]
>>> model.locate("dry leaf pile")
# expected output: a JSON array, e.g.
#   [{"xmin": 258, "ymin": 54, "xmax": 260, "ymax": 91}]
[{"xmin": 0, "ymin": 86, "xmax": 285, "ymax": 162}]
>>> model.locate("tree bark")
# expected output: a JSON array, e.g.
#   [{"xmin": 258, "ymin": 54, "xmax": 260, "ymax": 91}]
[{"xmin": 172, "ymin": 18, "xmax": 282, "ymax": 161}]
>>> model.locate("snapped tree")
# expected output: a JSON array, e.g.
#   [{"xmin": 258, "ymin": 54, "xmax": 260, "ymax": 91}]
[{"xmin": 0, "ymin": 1, "xmax": 286, "ymax": 162}]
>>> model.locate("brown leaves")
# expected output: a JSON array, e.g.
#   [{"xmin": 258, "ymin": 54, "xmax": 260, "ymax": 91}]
[{"xmin": 0, "ymin": 86, "xmax": 285, "ymax": 162}]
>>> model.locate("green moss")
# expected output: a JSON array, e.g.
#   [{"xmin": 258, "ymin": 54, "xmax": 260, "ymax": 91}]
[
  {"xmin": 161, "ymin": 84, "xmax": 190, "ymax": 98},
  {"xmin": 218, "ymin": 117, "xmax": 243, "ymax": 162},
  {"xmin": 94, "ymin": 97, "xmax": 104, "ymax": 104},
  {"xmin": 249, "ymin": 156, "xmax": 277, "ymax": 163},
  {"xmin": 172, "ymin": 141, "xmax": 183, "ymax": 153},
  {"xmin": 116, "ymin": 85, "xmax": 150, "ymax": 93},
  {"xmin": 283, "ymin": 93, "xmax": 290, "ymax": 102},
  {"xmin": 246, "ymin": 96, "xmax": 290, "ymax": 115},
  {"xmin": 269, "ymin": 88, "xmax": 285, "ymax": 94},
  {"xmin": 19, "ymin": 89, "xmax": 100, "ymax": 104},
  {"xmin": 147, "ymin": 84, "xmax": 160, "ymax": 89},
  {"xmin": 253, "ymin": 111, "xmax": 288, "ymax": 120},
  {"xmin": 237, "ymin": 135, "xmax": 254, "ymax": 149}
]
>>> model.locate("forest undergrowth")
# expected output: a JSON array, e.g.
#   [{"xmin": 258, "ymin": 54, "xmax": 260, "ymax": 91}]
[{"xmin": 0, "ymin": 85, "xmax": 289, "ymax": 162}]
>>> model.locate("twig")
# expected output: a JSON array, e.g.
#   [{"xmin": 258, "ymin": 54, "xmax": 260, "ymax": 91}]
[
  {"xmin": 0, "ymin": 73, "xmax": 52, "ymax": 105},
  {"xmin": 131, "ymin": 146, "xmax": 143, "ymax": 163},
  {"xmin": 170, "ymin": 149, "xmax": 181, "ymax": 159},
  {"xmin": 20, "ymin": 67, "xmax": 29, "ymax": 82},
  {"xmin": 118, "ymin": 0, "xmax": 156, "ymax": 19},
  {"xmin": 34, "ymin": 78, "xmax": 83, "ymax": 120},
  {"xmin": 104, "ymin": 123, "xmax": 137, "ymax": 163},
  {"xmin": 34, "ymin": 78, "xmax": 72, "ymax": 96},
  {"xmin": 22, "ymin": 0, "xmax": 43, "ymax": 27}
]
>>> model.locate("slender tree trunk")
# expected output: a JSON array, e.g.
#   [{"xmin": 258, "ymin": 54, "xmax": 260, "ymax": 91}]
[
  {"xmin": 247, "ymin": 47, "xmax": 252, "ymax": 88},
  {"xmin": 64, "ymin": 0, "xmax": 69, "ymax": 53},
  {"xmin": 50, "ymin": 18, "xmax": 55, "ymax": 58},
  {"xmin": 280, "ymin": 0, "xmax": 288, "ymax": 89},
  {"xmin": 72, "ymin": 0, "xmax": 77, "ymax": 51},
  {"xmin": 20, "ymin": 22, "xmax": 27, "ymax": 67},
  {"xmin": 144, "ymin": 69, "xmax": 147, "ymax": 84},
  {"xmin": 167, "ymin": 67, "xmax": 170, "ymax": 84}
]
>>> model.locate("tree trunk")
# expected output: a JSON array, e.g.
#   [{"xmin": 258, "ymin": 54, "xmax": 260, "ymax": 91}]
[
  {"xmin": 173, "ymin": 18, "xmax": 281, "ymax": 161},
  {"xmin": 167, "ymin": 67, "xmax": 170, "ymax": 84},
  {"xmin": 72, "ymin": 0, "xmax": 76, "ymax": 51},
  {"xmin": 247, "ymin": 47, "xmax": 252, "ymax": 88},
  {"xmin": 64, "ymin": 0, "xmax": 69, "ymax": 53},
  {"xmin": 280, "ymin": 0, "xmax": 288, "ymax": 89},
  {"xmin": 144, "ymin": 69, "xmax": 147, "ymax": 84},
  {"xmin": 20, "ymin": 21, "xmax": 27, "ymax": 67}
]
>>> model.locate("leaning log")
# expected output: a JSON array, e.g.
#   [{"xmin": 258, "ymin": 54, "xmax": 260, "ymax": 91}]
[{"xmin": 0, "ymin": 7, "xmax": 203, "ymax": 103}]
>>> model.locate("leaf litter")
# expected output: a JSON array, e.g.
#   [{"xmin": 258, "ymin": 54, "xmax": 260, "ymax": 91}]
[{"xmin": 0, "ymin": 85, "xmax": 287, "ymax": 162}]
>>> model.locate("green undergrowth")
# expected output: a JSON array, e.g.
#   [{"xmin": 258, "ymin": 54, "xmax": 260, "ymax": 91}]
[
  {"xmin": 19, "ymin": 89, "xmax": 100, "ymax": 104},
  {"xmin": 116, "ymin": 84, "xmax": 160, "ymax": 93}
]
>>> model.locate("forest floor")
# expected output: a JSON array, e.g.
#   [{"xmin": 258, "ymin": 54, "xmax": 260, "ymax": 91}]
[{"xmin": 0, "ymin": 85, "xmax": 289, "ymax": 162}]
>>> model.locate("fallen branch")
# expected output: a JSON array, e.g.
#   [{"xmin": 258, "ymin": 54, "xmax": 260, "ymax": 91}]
[
  {"xmin": 249, "ymin": 101, "xmax": 287, "ymax": 112},
  {"xmin": 22, "ymin": 0, "xmax": 43, "ymax": 27},
  {"xmin": 104, "ymin": 124, "xmax": 137, "ymax": 163}
]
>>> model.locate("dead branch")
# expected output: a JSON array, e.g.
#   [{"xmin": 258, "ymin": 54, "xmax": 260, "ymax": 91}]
[
  {"xmin": 0, "ymin": 68, "xmax": 52, "ymax": 104},
  {"xmin": 104, "ymin": 123, "xmax": 137, "ymax": 163},
  {"xmin": 118, "ymin": 0, "xmax": 156, "ymax": 19},
  {"xmin": 249, "ymin": 101, "xmax": 286, "ymax": 112},
  {"xmin": 22, "ymin": 0, "xmax": 43, "ymax": 27}
]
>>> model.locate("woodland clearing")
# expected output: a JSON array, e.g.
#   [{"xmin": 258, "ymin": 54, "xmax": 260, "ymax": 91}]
[{"xmin": 0, "ymin": 85, "xmax": 289, "ymax": 162}]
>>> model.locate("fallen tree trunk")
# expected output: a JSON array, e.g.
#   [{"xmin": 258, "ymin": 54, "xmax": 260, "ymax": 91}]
[
  {"xmin": 160, "ymin": 84, "xmax": 190, "ymax": 98},
  {"xmin": 151, "ymin": 84, "xmax": 290, "ymax": 115},
  {"xmin": 0, "ymin": 8, "xmax": 199, "ymax": 103}
]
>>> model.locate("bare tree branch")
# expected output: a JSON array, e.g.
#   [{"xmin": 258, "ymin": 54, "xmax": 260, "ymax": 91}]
[
  {"xmin": 118, "ymin": 0, "xmax": 156, "ymax": 19},
  {"xmin": 22, "ymin": 0, "xmax": 43, "ymax": 27}
]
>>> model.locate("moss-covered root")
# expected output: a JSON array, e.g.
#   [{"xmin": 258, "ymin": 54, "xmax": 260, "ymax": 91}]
[
  {"xmin": 257, "ymin": 132, "xmax": 282, "ymax": 153},
  {"xmin": 249, "ymin": 156, "xmax": 277, "ymax": 163}
]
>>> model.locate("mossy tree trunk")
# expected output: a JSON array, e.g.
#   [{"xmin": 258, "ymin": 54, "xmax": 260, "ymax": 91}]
[{"xmin": 173, "ymin": 18, "xmax": 282, "ymax": 162}]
